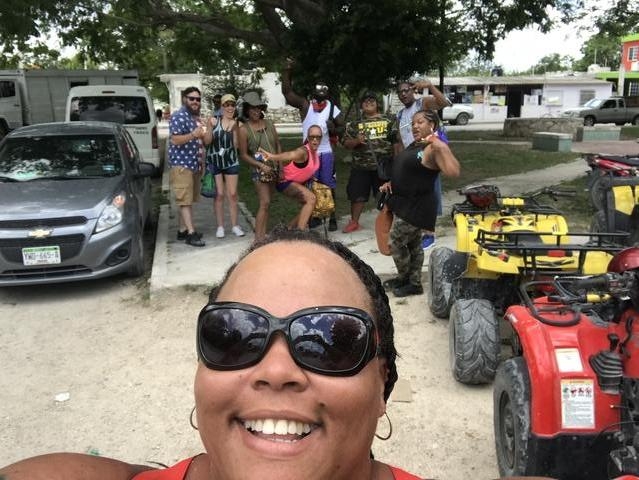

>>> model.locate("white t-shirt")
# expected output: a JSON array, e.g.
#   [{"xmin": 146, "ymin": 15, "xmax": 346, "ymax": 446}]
[
  {"xmin": 302, "ymin": 101, "xmax": 341, "ymax": 154},
  {"xmin": 397, "ymin": 98, "xmax": 424, "ymax": 148}
]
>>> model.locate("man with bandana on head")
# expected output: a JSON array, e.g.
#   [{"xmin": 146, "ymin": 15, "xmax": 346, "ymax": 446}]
[{"xmin": 282, "ymin": 59, "xmax": 344, "ymax": 231}]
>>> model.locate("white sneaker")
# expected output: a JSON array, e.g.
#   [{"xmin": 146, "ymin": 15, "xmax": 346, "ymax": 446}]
[
  {"xmin": 216, "ymin": 226, "xmax": 225, "ymax": 238},
  {"xmin": 231, "ymin": 225, "xmax": 245, "ymax": 237}
]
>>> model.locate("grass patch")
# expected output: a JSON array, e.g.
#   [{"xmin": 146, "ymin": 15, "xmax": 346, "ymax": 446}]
[
  {"xmin": 621, "ymin": 125, "xmax": 639, "ymax": 140},
  {"xmin": 237, "ymin": 130, "xmax": 580, "ymax": 228}
]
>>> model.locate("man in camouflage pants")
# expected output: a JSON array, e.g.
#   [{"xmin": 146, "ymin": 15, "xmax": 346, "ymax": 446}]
[{"xmin": 341, "ymin": 91, "xmax": 394, "ymax": 233}]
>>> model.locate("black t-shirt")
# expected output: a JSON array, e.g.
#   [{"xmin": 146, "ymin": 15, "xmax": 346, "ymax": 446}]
[{"xmin": 387, "ymin": 142, "xmax": 439, "ymax": 230}]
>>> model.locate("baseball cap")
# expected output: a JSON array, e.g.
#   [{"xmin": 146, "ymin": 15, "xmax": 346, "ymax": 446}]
[{"xmin": 221, "ymin": 94, "xmax": 236, "ymax": 105}]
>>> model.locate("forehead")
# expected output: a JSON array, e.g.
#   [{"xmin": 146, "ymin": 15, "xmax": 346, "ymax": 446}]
[
  {"xmin": 308, "ymin": 125, "xmax": 322, "ymax": 134},
  {"xmin": 218, "ymin": 242, "xmax": 371, "ymax": 317}
]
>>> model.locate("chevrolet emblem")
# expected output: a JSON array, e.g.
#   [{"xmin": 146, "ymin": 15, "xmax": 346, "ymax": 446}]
[{"xmin": 28, "ymin": 228, "xmax": 53, "ymax": 239}]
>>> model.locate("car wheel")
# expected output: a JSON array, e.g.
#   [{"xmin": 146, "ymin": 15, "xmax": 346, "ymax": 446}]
[
  {"xmin": 633, "ymin": 116, "xmax": 639, "ymax": 126},
  {"xmin": 456, "ymin": 112, "xmax": 470, "ymax": 126},
  {"xmin": 128, "ymin": 229, "xmax": 145, "ymax": 277},
  {"xmin": 449, "ymin": 298, "xmax": 500, "ymax": 384},
  {"xmin": 428, "ymin": 246, "xmax": 454, "ymax": 318},
  {"xmin": 494, "ymin": 357, "xmax": 533, "ymax": 477},
  {"xmin": 583, "ymin": 116, "xmax": 595, "ymax": 127}
]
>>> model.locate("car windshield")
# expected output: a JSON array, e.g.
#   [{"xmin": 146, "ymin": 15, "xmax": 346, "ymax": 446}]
[
  {"xmin": 583, "ymin": 98, "xmax": 603, "ymax": 108},
  {"xmin": 0, "ymin": 134, "xmax": 122, "ymax": 181},
  {"xmin": 69, "ymin": 96, "xmax": 150, "ymax": 124}
]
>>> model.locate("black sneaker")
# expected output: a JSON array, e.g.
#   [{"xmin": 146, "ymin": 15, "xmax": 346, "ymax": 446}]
[
  {"xmin": 178, "ymin": 230, "xmax": 201, "ymax": 241},
  {"xmin": 383, "ymin": 277, "xmax": 407, "ymax": 291},
  {"xmin": 328, "ymin": 217, "xmax": 338, "ymax": 232},
  {"xmin": 393, "ymin": 283, "xmax": 424, "ymax": 297},
  {"xmin": 185, "ymin": 232, "xmax": 205, "ymax": 247},
  {"xmin": 308, "ymin": 217, "xmax": 322, "ymax": 229}
]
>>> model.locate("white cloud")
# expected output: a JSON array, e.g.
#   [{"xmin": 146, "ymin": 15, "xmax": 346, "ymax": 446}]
[{"xmin": 492, "ymin": 25, "xmax": 591, "ymax": 73}]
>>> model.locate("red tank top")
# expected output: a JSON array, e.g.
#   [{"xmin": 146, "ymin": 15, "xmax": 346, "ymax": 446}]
[
  {"xmin": 133, "ymin": 456, "xmax": 422, "ymax": 479},
  {"xmin": 282, "ymin": 143, "xmax": 319, "ymax": 183}
]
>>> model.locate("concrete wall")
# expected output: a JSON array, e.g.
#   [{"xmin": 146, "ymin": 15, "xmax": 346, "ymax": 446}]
[{"xmin": 503, "ymin": 117, "xmax": 584, "ymax": 138}]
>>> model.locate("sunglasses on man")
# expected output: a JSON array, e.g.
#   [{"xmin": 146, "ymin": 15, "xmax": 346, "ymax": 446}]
[
  {"xmin": 186, "ymin": 96, "xmax": 202, "ymax": 102},
  {"xmin": 197, "ymin": 302, "xmax": 380, "ymax": 376}
]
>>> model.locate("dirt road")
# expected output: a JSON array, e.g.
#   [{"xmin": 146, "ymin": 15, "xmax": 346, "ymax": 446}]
[{"xmin": 0, "ymin": 275, "xmax": 497, "ymax": 480}]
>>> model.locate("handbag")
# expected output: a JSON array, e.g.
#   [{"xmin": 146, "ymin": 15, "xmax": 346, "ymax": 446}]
[
  {"xmin": 200, "ymin": 167, "xmax": 217, "ymax": 198},
  {"xmin": 375, "ymin": 205, "xmax": 393, "ymax": 256},
  {"xmin": 248, "ymin": 122, "xmax": 279, "ymax": 183},
  {"xmin": 310, "ymin": 179, "xmax": 335, "ymax": 218}
]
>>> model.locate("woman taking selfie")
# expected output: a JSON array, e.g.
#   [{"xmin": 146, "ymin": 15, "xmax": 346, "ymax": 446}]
[{"xmin": 1, "ymin": 229, "xmax": 424, "ymax": 480}]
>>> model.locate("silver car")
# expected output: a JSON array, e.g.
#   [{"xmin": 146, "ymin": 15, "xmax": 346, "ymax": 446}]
[{"xmin": 0, "ymin": 121, "xmax": 155, "ymax": 286}]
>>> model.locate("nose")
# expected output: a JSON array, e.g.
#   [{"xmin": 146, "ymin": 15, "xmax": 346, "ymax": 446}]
[{"xmin": 249, "ymin": 334, "xmax": 309, "ymax": 391}]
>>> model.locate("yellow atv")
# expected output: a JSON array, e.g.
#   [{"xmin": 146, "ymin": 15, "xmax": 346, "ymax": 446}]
[{"xmin": 428, "ymin": 184, "xmax": 625, "ymax": 385}]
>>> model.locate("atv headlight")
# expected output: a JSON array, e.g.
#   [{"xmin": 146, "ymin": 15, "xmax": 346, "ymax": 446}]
[{"xmin": 95, "ymin": 192, "xmax": 126, "ymax": 233}]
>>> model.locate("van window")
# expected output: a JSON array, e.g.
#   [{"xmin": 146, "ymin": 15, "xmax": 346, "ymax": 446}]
[
  {"xmin": 69, "ymin": 96, "xmax": 151, "ymax": 124},
  {"xmin": 0, "ymin": 81, "xmax": 16, "ymax": 98}
]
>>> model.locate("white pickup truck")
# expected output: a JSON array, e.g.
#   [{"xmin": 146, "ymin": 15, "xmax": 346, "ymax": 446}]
[{"xmin": 442, "ymin": 104, "xmax": 474, "ymax": 125}]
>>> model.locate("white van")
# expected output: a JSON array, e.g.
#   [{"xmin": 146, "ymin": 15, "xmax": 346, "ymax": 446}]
[{"xmin": 66, "ymin": 85, "xmax": 160, "ymax": 171}]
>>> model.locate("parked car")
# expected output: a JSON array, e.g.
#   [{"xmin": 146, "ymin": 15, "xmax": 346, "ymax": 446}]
[
  {"xmin": 561, "ymin": 96, "xmax": 639, "ymax": 126},
  {"xmin": 0, "ymin": 121, "xmax": 155, "ymax": 286},
  {"xmin": 442, "ymin": 103, "xmax": 474, "ymax": 125}
]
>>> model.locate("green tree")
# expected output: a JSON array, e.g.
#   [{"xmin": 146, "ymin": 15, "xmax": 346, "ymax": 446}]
[
  {"xmin": 0, "ymin": 0, "xmax": 580, "ymax": 101},
  {"xmin": 529, "ymin": 53, "xmax": 575, "ymax": 74}
]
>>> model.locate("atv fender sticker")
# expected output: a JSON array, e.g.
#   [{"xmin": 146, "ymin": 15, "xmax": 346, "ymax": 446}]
[
  {"xmin": 555, "ymin": 348, "xmax": 583, "ymax": 372},
  {"xmin": 561, "ymin": 379, "xmax": 594, "ymax": 429}
]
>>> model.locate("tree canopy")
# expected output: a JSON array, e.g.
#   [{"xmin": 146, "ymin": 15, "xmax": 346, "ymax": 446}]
[{"xmin": 0, "ymin": 0, "xmax": 581, "ymax": 100}]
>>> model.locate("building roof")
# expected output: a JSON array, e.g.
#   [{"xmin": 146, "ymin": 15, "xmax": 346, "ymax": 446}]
[{"xmin": 443, "ymin": 75, "xmax": 612, "ymax": 86}]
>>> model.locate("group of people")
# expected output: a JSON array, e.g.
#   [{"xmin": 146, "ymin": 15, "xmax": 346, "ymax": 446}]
[{"xmin": 166, "ymin": 76, "xmax": 461, "ymax": 298}]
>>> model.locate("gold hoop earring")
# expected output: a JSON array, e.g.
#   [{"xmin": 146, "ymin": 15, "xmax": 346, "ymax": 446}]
[
  {"xmin": 375, "ymin": 411, "xmax": 392, "ymax": 441},
  {"xmin": 189, "ymin": 406, "xmax": 198, "ymax": 431}
]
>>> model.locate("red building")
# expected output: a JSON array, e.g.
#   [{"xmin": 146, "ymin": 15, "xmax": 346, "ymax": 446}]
[{"xmin": 596, "ymin": 33, "xmax": 639, "ymax": 96}]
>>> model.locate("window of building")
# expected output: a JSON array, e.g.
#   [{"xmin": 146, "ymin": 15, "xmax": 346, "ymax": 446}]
[
  {"xmin": 629, "ymin": 81, "xmax": 639, "ymax": 96},
  {"xmin": 629, "ymin": 46, "xmax": 639, "ymax": 62}
]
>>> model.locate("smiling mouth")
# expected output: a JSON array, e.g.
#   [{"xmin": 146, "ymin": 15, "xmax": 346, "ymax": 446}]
[{"xmin": 242, "ymin": 418, "xmax": 317, "ymax": 442}]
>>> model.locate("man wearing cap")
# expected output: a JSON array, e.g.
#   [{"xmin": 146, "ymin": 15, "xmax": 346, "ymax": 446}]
[
  {"xmin": 281, "ymin": 61, "xmax": 344, "ymax": 231},
  {"xmin": 341, "ymin": 92, "xmax": 394, "ymax": 233},
  {"xmin": 168, "ymin": 86, "xmax": 206, "ymax": 247}
]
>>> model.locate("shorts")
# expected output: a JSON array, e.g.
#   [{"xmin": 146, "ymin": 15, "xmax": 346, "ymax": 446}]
[
  {"xmin": 316, "ymin": 151, "xmax": 336, "ymax": 189},
  {"xmin": 212, "ymin": 163, "xmax": 240, "ymax": 175},
  {"xmin": 170, "ymin": 166, "xmax": 201, "ymax": 206},
  {"xmin": 346, "ymin": 169, "xmax": 381, "ymax": 203},
  {"xmin": 276, "ymin": 180, "xmax": 293, "ymax": 193}
]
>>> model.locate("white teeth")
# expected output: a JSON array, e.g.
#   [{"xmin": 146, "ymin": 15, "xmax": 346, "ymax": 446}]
[
  {"xmin": 262, "ymin": 418, "xmax": 275, "ymax": 434},
  {"xmin": 244, "ymin": 418, "xmax": 314, "ymax": 437}
]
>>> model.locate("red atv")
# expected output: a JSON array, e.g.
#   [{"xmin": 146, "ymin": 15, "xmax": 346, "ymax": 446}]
[{"xmin": 493, "ymin": 247, "xmax": 639, "ymax": 480}]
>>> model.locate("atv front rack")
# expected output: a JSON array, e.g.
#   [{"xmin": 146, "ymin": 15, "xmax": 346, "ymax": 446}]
[{"xmin": 475, "ymin": 230, "xmax": 627, "ymax": 275}]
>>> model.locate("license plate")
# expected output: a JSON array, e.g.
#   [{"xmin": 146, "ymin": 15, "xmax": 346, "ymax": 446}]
[{"xmin": 22, "ymin": 246, "xmax": 61, "ymax": 266}]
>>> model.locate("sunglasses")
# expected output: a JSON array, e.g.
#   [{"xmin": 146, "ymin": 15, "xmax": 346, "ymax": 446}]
[
  {"xmin": 315, "ymin": 85, "xmax": 329, "ymax": 94},
  {"xmin": 307, "ymin": 134, "xmax": 323, "ymax": 141},
  {"xmin": 197, "ymin": 302, "xmax": 379, "ymax": 376},
  {"xmin": 186, "ymin": 96, "xmax": 202, "ymax": 102}
]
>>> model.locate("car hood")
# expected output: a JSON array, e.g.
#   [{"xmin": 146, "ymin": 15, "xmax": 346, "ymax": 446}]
[
  {"xmin": 0, "ymin": 176, "xmax": 125, "ymax": 220},
  {"xmin": 562, "ymin": 107, "xmax": 586, "ymax": 114}
]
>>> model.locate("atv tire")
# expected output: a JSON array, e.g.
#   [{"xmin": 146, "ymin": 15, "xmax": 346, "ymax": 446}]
[
  {"xmin": 428, "ymin": 246, "xmax": 454, "ymax": 318},
  {"xmin": 494, "ymin": 357, "xmax": 533, "ymax": 477},
  {"xmin": 589, "ymin": 210, "xmax": 614, "ymax": 244},
  {"xmin": 449, "ymin": 298, "xmax": 500, "ymax": 384},
  {"xmin": 588, "ymin": 173, "xmax": 608, "ymax": 211}
]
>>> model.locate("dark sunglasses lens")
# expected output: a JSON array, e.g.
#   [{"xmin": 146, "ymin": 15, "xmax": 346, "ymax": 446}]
[
  {"xmin": 308, "ymin": 135, "xmax": 322, "ymax": 140},
  {"xmin": 187, "ymin": 96, "xmax": 201, "ymax": 102},
  {"xmin": 290, "ymin": 313, "xmax": 369, "ymax": 374},
  {"xmin": 198, "ymin": 307, "xmax": 268, "ymax": 369}
]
